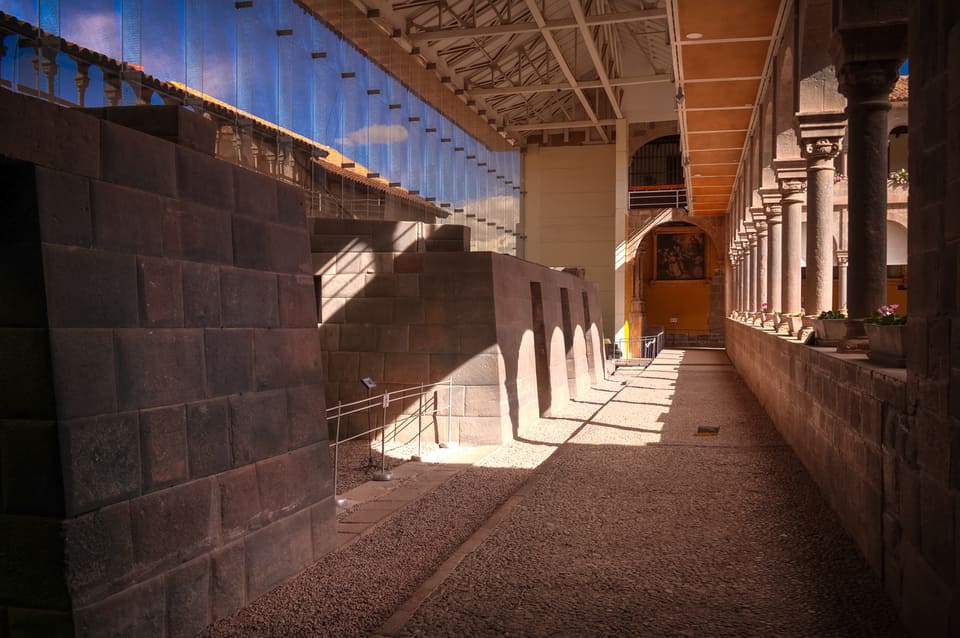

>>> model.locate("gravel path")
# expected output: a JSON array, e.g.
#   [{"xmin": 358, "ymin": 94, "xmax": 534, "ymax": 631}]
[
  {"xmin": 201, "ymin": 377, "xmax": 621, "ymax": 638},
  {"xmin": 395, "ymin": 350, "xmax": 906, "ymax": 637},
  {"xmin": 204, "ymin": 350, "xmax": 905, "ymax": 637}
]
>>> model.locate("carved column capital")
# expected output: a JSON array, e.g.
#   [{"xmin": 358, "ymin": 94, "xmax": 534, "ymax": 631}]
[
  {"xmin": 836, "ymin": 250, "xmax": 849, "ymax": 266},
  {"xmin": 837, "ymin": 59, "xmax": 901, "ymax": 107}
]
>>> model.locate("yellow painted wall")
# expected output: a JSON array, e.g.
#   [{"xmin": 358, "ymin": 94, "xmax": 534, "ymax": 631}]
[{"xmin": 523, "ymin": 144, "xmax": 617, "ymax": 337}]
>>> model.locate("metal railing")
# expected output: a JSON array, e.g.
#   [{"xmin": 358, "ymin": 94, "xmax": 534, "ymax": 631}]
[
  {"xmin": 606, "ymin": 329, "xmax": 665, "ymax": 362},
  {"xmin": 629, "ymin": 187, "xmax": 687, "ymax": 209},
  {"xmin": 327, "ymin": 379, "xmax": 462, "ymax": 505}
]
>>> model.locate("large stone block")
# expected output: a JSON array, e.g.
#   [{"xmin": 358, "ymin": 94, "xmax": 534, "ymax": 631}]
[
  {"xmin": 165, "ymin": 555, "xmax": 211, "ymax": 638},
  {"xmin": 182, "ymin": 262, "xmax": 221, "ymax": 328},
  {"xmin": 0, "ymin": 87, "xmax": 100, "ymax": 178},
  {"xmin": 100, "ymin": 119, "xmax": 176, "ymax": 197},
  {"xmin": 42, "ymin": 245, "xmax": 138, "ymax": 328},
  {"xmin": 163, "ymin": 200, "xmax": 233, "ymax": 264},
  {"xmin": 327, "ymin": 351, "xmax": 360, "ymax": 383},
  {"xmin": 268, "ymin": 224, "xmax": 311, "ymax": 274},
  {"xmin": 48, "ymin": 329, "xmax": 116, "ymax": 419},
  {"xmin": 204, "ymin": 329, "xmax": 255, "ymax": 397},
  {"xmin": 137, "ymin": 257, "xmax": 183, "ymax": 328},
  {"xmin": 220, "ymin": 268, "xmax": 279, "ymax": 328},
  {"xmin": 279, "ymin": 274, "xmax": 318, "ymax": 327},
  {"xmin": 321, "ymin": 273, "xmax": 366, "ymax": 300},
  {"xmin": 139, "ymin": 405, "xmax": 188, "ymax": 492},
  {"xmin": 176, "ymin": 145, "xmax": 234, "ymax": 210},
  {"xmin": 410, "ymin": 325, "xmax": 459, "ymax": 353},
  {"xmin": 378, "ymin": 324, "xmax": 410, "ymax": 352},
  {"xmin": 90, "ymin": 180, "xmax": 164, "ymax": 256},
  {"xmin": 35, "ymin": 166, "xmax": 93, "ymax": 247},
  {"xmin": 115, "ymin": 329, "xmax": 205, "ymax": 410},
  {"xmin": 253, "ymin": 328, "xmax": 323, "ymax": 390},
  {"xmin": 60, "ymin": 412, "xmax": 141, "ymax": 515},
  {"xmin": 130, "ymin": 478, "xmax": 215, "ymax": 568},
  {"xmin": 73, "ymin": 578, "xmax": 165, "ymax": 638},
  {"xmin": 383, "ymin": 353, "xmax": 429, "ymax": 384},
  {"xmin": 218, "ymin": 464, "xmax": 262, "ymax": 539},
  {"xmin": 276, "ymin": 181, "xmax": 307, "ymax": 227},
  {"xmin": 0, "ymin": 419, "xmax": 64, "ymax": 516},
  {"xmin": 229, "ymin": 391, "xmax": 290, "ymax": 465},
  {"xmin": 287, "ymin": 384, "xmax": 326, "ymax": 448},
  {"xmin": 310, "ymin": 496, "xmax": 337, "ymax": 560},
  {"xmin": 244, "ymin": 508, "xmax": 313, "ymax": 600},
  {"xmin": 232, "ymin": 216, "xmax": 273, "ymax": 271},
  {"xmin": 185, "ymin": 399, "xmax": 232, "ymax": 478},
  {"xmin": 345, "ymin": 298, "xmax": 394, "ymax": 324},
  {"xmin": 210, "ymin": 542, "xmax": 246, "ymax": 620},
  {"xmin": 235, "ymin": 166, "xmax": 278, "ymax": 220},
  {"xmin": 256, "ymin": 444, "xmax": 330, "ymax": 523},
  {"xmin": 61, "ymin": 501, "xmax": 134, "ymax": 606}
]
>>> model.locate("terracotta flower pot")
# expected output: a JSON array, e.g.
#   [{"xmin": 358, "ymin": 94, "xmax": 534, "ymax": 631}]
[
  {"xmin": 812, "ymin": 318, "xmax": 847, "ymax": 345},
  {"xmin": 864, "ymin": 323, "xmax": 906, "ymax": 367}
]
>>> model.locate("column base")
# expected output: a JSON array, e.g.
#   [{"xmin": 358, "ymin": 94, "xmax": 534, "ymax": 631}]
[{"xmin": 837, "ymin": 318, "xmax": 871, "ymax": 353}]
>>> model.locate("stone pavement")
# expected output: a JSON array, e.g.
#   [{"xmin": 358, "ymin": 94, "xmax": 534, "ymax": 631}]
[{"xmin": 380, "ymin": 349, "xmax": 907, "ymax": 637}]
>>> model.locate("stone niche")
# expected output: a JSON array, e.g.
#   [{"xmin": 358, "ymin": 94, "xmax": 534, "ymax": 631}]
[
  {"xmin": 0, "ymin": 87, "xmax": 334, "ymax": 637},
  {"xmin": 312, "ymin": 218, "xmax": 606, "ymax": 445}
]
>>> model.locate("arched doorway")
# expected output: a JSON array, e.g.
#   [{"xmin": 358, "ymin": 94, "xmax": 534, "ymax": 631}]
[{"xmin": 624, "ymin": 217, "xmax": 725, "ymax": 353}]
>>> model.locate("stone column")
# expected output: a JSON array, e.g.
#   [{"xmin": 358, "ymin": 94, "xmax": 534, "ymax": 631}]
[
  {"xmin": 774, "ymin": 161, "xmax": 807, "ymax": 314},
  {"xmin": 799, "ymin": 116, "xmax": 845, "ymax": 315},
  {"xmin": 835, "ymin": 61, "xmax": 901, "ymax": 317},
  {"xmin": 760, "ymin": 188, "xmax": 783, "ymax": 312},
  {"xmin": 837, "ymin": 250, "xmax": 848, "ymax": 311},
  {"xmin": 752, "ymin": 209, "xmax": 768, "ymax": 311},
  {"xmin": 745, "ymin": 225, "xmax": 758, "ymax": 312}
]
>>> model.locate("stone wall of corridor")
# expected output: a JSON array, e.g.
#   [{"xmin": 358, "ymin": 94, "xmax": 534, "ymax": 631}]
[
  {"xmin": 726, "ymin": 318, "xmax": 955, "ymax": 637},
  {"xmin": 0, "ymin": 88, "xmax": 335, "ymax": 637},
  {"xmin": 313, "ymin": 218, "xmax": 605, "ymax": 445}
]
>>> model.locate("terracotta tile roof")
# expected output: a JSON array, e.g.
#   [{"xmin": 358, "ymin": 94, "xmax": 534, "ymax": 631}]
[{"xmin": 890, "ymin": 76, "xmax": 909, "ymax": 102}]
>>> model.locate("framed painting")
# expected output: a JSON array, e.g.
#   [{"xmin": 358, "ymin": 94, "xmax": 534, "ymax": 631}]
[{"xmin": 654, "ymin": 229, "xmax": 706, "ymax": 281}]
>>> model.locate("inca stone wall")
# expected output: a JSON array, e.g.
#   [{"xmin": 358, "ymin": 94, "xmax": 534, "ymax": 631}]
[
  {"xmin": 0, "ymin": 87, "xmax": 335, "ymax": 637},
  {"xmin": 313, "ymin": 218, "xmax": 604, "ymax": 445}
]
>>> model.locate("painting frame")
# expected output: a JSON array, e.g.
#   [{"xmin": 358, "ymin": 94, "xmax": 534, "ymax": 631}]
[{"xmin": 654, "ymin": 227, "xmax": 707, "ymax": 281}]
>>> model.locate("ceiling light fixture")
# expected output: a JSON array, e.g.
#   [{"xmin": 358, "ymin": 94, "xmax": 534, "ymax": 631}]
[{"xmin": 686, "ymin": 32, "xmax": 704, "ymax": 39}]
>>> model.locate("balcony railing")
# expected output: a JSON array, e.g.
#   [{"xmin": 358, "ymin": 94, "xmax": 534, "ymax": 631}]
[{"xmin": 629, "ymin": 185, "xmax": 688, "ymax": 209}]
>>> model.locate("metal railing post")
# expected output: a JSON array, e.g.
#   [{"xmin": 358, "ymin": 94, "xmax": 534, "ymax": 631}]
[
  {"xmin": 333, "ymin": 401, "xmax": 347, "ymax": 507},
  {"xmin": 373, "ymin": 390, "xmax": 393, "ymax": 481},
  {"xmin": 439, "ymin": 378, "xmax": 457, "ymax": 448},
  {"xmin": 411, "ymin": 385, "xmax": 424, "ymax": 462}
]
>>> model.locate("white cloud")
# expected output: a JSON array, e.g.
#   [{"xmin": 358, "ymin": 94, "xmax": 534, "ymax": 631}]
[{"xmin": 336, "ymin": 124, "xmax": 409, "ymax": 146}]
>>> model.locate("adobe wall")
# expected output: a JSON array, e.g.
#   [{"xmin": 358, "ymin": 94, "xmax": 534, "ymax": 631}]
[
  {"xmin": 313, "ymin": 219, "xmax": 604, "ymax": 445},
  {"xmin": 0, "ymin": 88, "xmax": 334, "ymax": 637}
]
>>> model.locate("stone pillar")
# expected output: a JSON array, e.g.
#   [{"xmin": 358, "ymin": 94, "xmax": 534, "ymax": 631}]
[
  {"xmin": 835, "ymin": 61, "xmax": 902, "ymax": 317},
  {"xmin": 760, "ymin": 188, "xmax": 783, "ymax": 312},
  {"xmin": 837, "ymin": 250, "xmax": 848, "ymax": 311},
  {"xmin": 799, "ymin": 116, "xmax": 845, "ymax": 314},
  {"xmin": 774, "ymin": 161, "xmax": 807, "ymax": 314},
  {"xmin": 752, "ymin": 209, "xmax": 768, "ymax": 311},
  {"xmin": 745, "ymin": 225, "xmax": 757, "ymax": 312}
]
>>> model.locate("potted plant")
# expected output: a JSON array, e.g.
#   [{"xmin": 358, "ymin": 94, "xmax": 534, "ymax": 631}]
[
  {"xmin": 864, "ymin": 304, "xmax": 907, "ymax": 367},
  {"xmin": 812, "ymin": 309, "xmax": 847, "ymax": 346}
]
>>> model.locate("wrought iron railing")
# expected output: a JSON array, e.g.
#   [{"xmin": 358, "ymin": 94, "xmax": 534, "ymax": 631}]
[
  {"xmin": 605, "ymin": 329, "xmax": 665, "ymax": 362},
  {"xmin": 629, "ymin": 187, "xmax": 688, "ymax": 209}
]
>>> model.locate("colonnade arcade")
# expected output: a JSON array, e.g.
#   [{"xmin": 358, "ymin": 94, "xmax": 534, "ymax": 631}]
[{"xmin": 724, "ymin": 0, "xmax": 908, "ymax": 323}]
